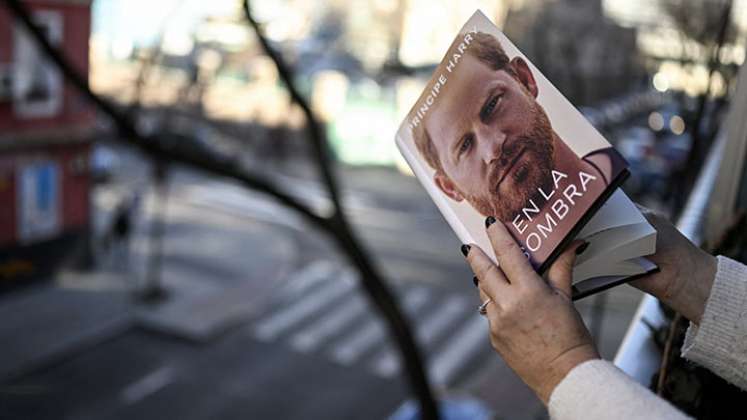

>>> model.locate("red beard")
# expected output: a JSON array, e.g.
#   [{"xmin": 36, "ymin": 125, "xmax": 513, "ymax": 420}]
[{"xmin": 466, "ymin": 101, "xmax": 555, "ymax": 221}]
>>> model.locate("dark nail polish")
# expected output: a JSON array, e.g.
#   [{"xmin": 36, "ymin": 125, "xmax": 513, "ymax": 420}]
[
  {"xmin": 485, "ymin": 216, "xmax": 496, "ymax": 229},
  {"xmin": 576, "ymin": 242, "xmax": 589, "ymax": 255},
  {"xmin": 461, "ymin": 244, "xmax": 471, "ymax": 257},
  {"xmin": 472, "ymin": 276, "xmax": 479, "ymax": 287}
]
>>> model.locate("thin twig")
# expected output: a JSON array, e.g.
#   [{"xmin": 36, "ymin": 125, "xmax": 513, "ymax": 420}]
[
  {"xmin": 1, "ymin": 0, "xmax": 329, "ymax": 233},
  {"xmin": 657, "ymin": 313, "xmax": 682, "ymax": 395},
  {"xmin": 242, "ymin": 1, "xmax": 342, "ymax": 212},
  {"xmin": 2, "ymin": 1, "xmax": 439, "ymax": 417},
  {"xmin": 242, "ymin": 3, "xmax": 439, "ymax": 418}
]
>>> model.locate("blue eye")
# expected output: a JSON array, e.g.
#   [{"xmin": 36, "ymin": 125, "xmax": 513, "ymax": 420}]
[
  {"xmin": 459, "ymin": 135, "xmax": 473, "ymax": 155},
  {"xmin": 480, "ymin": 93, "xmax": 503, "ymax": 122}
]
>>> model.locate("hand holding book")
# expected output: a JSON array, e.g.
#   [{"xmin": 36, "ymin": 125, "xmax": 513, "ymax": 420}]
[
  {"xmin": 464, "ymin": 203, "xmax": 721, "ymax": 405},
  {"xmin": 465, "ymin": 220, "xmax": 599, "ymax": 403},
  {"xmin": 630, "ymin": 208, "xmax": 717, "ymax": 325}
]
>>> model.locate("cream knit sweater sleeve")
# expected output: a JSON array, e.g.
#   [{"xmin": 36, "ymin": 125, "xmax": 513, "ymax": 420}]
[
  {"xmin": 547, "ymin": 359, "xmax": 689, "ymax": 420},
  {"xmin": 549, "ymin": 255, "xmax": 747, "ymax": 419},
  {"xmin": 681, "ymin": 255, "xmax": 747, "ymax": 389}
]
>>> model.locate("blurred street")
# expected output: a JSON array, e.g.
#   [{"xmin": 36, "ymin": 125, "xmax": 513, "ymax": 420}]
[
  {"xmin": 0, "ymin": 145, "xmax": 645, "ymax": 420},
  {"xmin": 2, "ymin": 0, "xmax": 745, "ymax": 418}
]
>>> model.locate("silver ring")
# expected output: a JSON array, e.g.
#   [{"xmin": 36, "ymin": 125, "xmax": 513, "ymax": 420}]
[{"xmin": 478, "ymin": 299, "xmax": 492, "ymax": 316}]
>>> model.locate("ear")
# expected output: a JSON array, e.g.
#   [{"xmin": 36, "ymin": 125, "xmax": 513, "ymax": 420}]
[
  {"xmin": 434, "ymin": 172, "xmax": 464, "ymax": 202},
  {"xmin": 509, "ymin": 57, "xmax": 538, "ymax": 98}
]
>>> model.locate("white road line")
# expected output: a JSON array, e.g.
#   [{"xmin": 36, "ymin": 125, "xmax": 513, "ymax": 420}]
[
  {"xmin": 180, "ymin": 181, "xmax": 425, "ymax": 232},
  {"xmin": 182, "ymin": 184, "xmax": 305, "ymax": 228},
  {"xmin": 120, "ymin": 366, "xmax": 174, "ymax": 405},
  {"xmin": 415, "ymin": 296, "xmax": 467, "ymax": 343},
  {"xmin": 253, "ymin": 272, "xmax": 355, "ymax": 341},
  {"xmin": 280, "ymin": 260, "xmax": 337, "ymax": 301},
  {"xmin": 429, "ymin": 314, "xmax": 489, "ymax": 386},
  {"xmin": 289, "ymin": 292, "xmax": 366, "ymax": 353},
  {"xmin": 330, "ymin": 320, "xmax": 383, "ymax": 366},
  {"xmin": 371, "ymin": 296, "xmax": 467, "ymax": 378},
  {"xmin": 329, "ymin": 287, "xmax": 429, "ymax": 365},
  {"xmin": 183, "ymin": 180, "xmax": 357, "ymax": 219},
  {"xmin": 270, "ymin": 174, "xmax": 371, "ymax": 213}
]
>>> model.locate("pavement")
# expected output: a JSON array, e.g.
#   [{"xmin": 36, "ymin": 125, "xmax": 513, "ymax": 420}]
[
  {"xmin": 0, "ymin": 150, "xmax": 646, "ymax": 419},
  {"xmin": 0, "ymin": 278, "xmax": 132, "ymax": 381}
]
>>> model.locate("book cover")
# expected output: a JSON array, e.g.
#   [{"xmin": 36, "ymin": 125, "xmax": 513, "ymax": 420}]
[{"xmin": 395, "ymin": 10, "xmax": 629, "ymax": 274}]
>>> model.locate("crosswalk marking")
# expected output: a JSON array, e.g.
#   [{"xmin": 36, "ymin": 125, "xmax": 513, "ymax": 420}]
[
  {"xmin": 120, "ymin": 366, "xmax": 175, "ymax": 405},
  {"xmin": 290, "ymin": 293, "xmax": 366, "ymax": 353},
  {"xmin": 182, "ymin": 183, "xmax": 303, "ymax": 227},
  {"xmin": 415, "ymin": 296, "xmax": 468, "ymax": 344},
  {"xmin": 371, "ymin": 296, "xmax": 467, "ymax": 378},
  {"xmin": 253, "ymin": 271, "xmax": 355, "ymax": 341},
  {"xmin": 171, "ymin": 179, "xmax": 507, "ymax": 389},
  {"xmin": 249, "ymin": 261, "xmax": 492, "ymax": 388},
  {"xmin": 329, "ymin": 287, "xmax": 430, "ymax": 365},
  {"xmin": 280, "ymin": 260, "xmax": 337, "ymax": 301},
  {"xmin": 329, "ymin": 319, "xmax": 383, "ymax": 366},
  {"xmin": 429, "ymin": 314, "xmax": 489, "ymax": 385}
]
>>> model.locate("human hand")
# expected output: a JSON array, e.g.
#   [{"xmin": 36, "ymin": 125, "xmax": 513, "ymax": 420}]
[
  {"xmin": 630, "ymin": 207, "xmax": 717, "ymax": 325},
  {"xmin": 464, "ymin": 219, "xmax": 598, "ymax": 404}
]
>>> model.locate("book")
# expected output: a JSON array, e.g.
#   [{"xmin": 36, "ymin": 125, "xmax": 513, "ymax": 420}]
[{"xmin": 395, "ymin": 10, "xmax": 657, "ymax": 299}]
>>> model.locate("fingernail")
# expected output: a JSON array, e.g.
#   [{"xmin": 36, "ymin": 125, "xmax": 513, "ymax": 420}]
[
  {"xmin": 575, "ymin": 241, "xmax": 589, "ymax": 255},
  {"xmin": 473, "ymin": 276, "xmax": 479, "ymax": 287},
  {"xmin": 461, "ymin": 244, "xmax": 471, "ymax": 257},
  {"xmin": 485, "ymin": 216, "xmax": 496, "ymax": 229}
]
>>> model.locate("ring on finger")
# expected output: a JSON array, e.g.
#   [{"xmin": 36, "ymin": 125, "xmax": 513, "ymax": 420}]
[{"xmin": 478, "ymin": 298, "xmax": 492, "ymax": 316}]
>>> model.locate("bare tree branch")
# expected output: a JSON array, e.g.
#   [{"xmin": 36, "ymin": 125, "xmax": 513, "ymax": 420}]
[
  {"xmin": 242, "ymin": 1, "xmax": 342, "ymax": 212},
  {"xmin": 242, "ymin": 3, "xmax": 439, "ymax": 418},
  {"xmin": 1, "ymin": 0, "xmax": 440, "ymax": 417}
]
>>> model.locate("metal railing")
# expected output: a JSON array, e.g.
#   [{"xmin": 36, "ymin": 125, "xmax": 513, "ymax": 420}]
[{"xmin": 614, "ymin": 128, "xmax": 727, "ymax": 382}]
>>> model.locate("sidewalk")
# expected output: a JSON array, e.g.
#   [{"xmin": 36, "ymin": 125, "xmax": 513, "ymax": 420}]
[
  {"xmin": 0, "ymin": 273, "xmax": 132, "ymax": 381},
  {"xmin": 0, "ymin": 188, "xmax": 300, "ymax": 383}
]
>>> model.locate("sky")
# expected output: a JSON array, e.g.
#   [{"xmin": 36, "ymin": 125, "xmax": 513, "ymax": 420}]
[{"xmin": 92, "ymin": 0, "xmax": 239, "ymax": 46}]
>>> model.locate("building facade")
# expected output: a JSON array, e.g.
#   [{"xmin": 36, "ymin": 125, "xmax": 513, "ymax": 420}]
[{"xmin": 0, "ymin": 0, "xmax": 94, "ymax": 289}]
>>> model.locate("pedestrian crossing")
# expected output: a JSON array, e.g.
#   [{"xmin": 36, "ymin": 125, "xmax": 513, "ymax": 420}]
[
  {"xmin": 249, "ymin": 261, "xmax": 493, "ymax": 387},
  {"xmin": 371, "ymin": 295, "xmax": 468, "ymax": 378},
  {"xmin": 253, "ymin": 270, "xmax": 356, "ymax": 341},
  {"xmin": 330, "ymin": 287, "xmax": 430, "ymax": 366}
]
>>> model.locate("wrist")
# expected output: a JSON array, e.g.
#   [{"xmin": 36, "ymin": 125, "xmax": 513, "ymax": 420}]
[
  {"xmin": 537, "ymin": 344, "xmax": 599, "ymax": 404},
  {"xmin": 688, "ymin": 253, "xmax": 717, "ymax": 324},
  {"xmin": 667, "ymin": 252, "xmax": 716, "ymax": 324}
]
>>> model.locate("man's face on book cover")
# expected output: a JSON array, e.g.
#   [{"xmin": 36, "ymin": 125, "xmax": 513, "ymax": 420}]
[{"xmin": 426, "ymin": 52, "xmax": 556, "ymax": 221}]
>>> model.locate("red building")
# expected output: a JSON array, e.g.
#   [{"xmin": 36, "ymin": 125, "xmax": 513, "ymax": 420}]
[{"xmin": 0, "ymin": 0, "xmax": 94, "ymax": 289}]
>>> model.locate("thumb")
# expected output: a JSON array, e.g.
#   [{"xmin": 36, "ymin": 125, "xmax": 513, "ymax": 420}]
[{"xmin": 547, "ymin": 240, "xmax": 586, "ymax": 298}]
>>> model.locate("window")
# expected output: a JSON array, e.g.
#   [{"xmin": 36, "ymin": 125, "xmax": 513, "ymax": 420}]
[
  {"xmin": 16, "ymin": 160, "xmax": 61, "ymax": 244},
  {"xmin": 12, "ymin": 10, "xmax": 64, "ymax": 118}
]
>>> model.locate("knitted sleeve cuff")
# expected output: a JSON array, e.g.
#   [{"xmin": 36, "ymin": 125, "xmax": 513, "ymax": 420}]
[
  {"xmin": 682, "ymin": 255, "xmax": 747, "ymax": 389},
  {"xmin": 548, "ymin": 359, "xmax": 688, "ymax": 420}
]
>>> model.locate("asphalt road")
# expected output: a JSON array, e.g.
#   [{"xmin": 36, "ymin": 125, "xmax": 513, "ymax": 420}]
[
  {"xmin": 0, "ymin": 147, "xmax": 643, "ymax": 419},
  {"xmin": 1, "ymin": 155, "xmax": 497, "ymax": 420}
]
